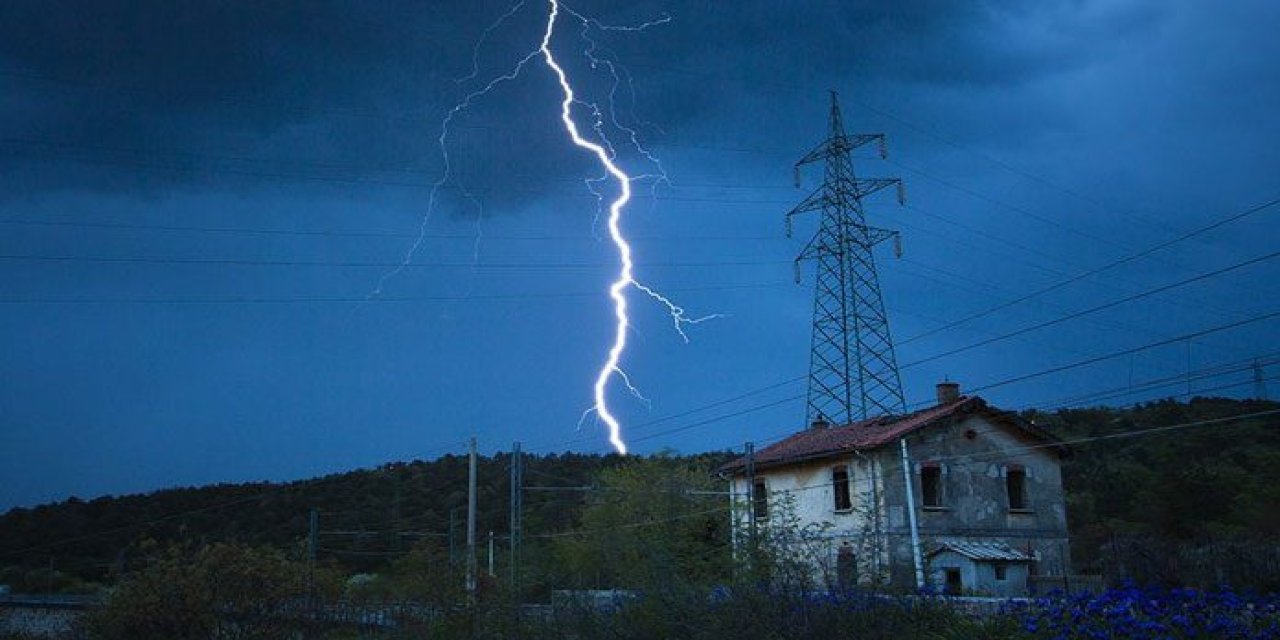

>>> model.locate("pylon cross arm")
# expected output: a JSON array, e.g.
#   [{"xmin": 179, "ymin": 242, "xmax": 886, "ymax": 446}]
[
  {"xmin": 796, "ymin": 133, "xmax": 886, "ymax": 167},
  {"xmin": 860, "ymin": 226, "xmax": 899, "ymax": 248},
  {"xmin": 853, "ymin": 178, "xmax": 901, "ymax": 200},
  {"xmin": 784, "ymin": 188, "xmax": 827, "ymax": 236}
]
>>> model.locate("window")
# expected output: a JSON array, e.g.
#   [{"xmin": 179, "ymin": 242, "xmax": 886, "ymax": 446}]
[
  {"xmin": 832, "ymin": 466, "xmax": 852, "ymax": 511},
  {"xmin": 836, "ymin": 546, "xmax": 857, "ymax": 588},
  {"xmin": 752, "ymin": 478, "xmax": 768, "ymax": 520},
  {"xmin": 921, "ymin": 464, "xmax": 943, "ymax": 508},
  {"xmin": 994, "ymin": 563, "xmax": 1008, "ymax": 581},
  {"xmin": 1006, "ymin": 467, "xmax": 1028, "ymax": 511}
]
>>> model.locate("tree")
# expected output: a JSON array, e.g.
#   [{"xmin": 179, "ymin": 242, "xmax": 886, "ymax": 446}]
[
  {"xmin": 82, "ymin": 542, "xmax": 335, "ymax": 640},
  {"xmin": 552, "ymin": 453, "xmax": 731, "ymax": 592}
]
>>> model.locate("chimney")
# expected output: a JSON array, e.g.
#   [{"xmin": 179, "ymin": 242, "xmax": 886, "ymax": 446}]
[
  {"xmin": 810, "ymin": 414, "xmax": 830, "ymax": 430},
  {"xmin": 936, "ymin": 381, "xmax": 961, "ymax": 405}
]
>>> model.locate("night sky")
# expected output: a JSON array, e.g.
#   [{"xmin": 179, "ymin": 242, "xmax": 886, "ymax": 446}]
[{"xmin": 2, "ymin": 0, "xmax": 1277, "ymax": 510}]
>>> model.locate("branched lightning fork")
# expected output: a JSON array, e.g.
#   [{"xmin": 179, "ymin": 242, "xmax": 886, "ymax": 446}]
[
  {"xmin": 371, "ymin": 0, "xmax": 713, "ymax": 454},
  {"xmin": 538, "ymin": 0, "xmax": 637, "ymax": 454},
  {"xmin": 458, "ymin": 1, "xmax": 528, "ymax": 86},
  {"xmin": 367, "ymin": 16, "xmax": 544, "ymax": 300},
  {"xmin": 540, "ymin": 0, "xmax": 721, "ymax": 454}
]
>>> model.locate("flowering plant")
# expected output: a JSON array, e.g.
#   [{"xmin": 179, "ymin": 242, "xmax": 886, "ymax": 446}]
[{"xmin": 1007, "ymin": 583, "xmax": 1280, "ymax": 639}]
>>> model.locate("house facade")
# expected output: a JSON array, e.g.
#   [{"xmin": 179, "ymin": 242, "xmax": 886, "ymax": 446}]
[{"xmin": 718, "ymin": 382, "xmax": 1071, "ymax": 596}]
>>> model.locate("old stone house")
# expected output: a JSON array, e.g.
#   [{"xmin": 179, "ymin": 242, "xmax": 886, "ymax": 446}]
[{"xmin": 718, "ymin": 382, "xmax": 1071, "ymax": 596}]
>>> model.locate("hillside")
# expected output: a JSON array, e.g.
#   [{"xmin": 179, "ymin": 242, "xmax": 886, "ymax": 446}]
[{"xmin": 1, "ymin": 397, "xmax": 1277, "ymax": 593}]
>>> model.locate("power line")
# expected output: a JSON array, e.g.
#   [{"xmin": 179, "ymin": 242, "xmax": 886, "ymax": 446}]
[
  {"xmin": 525, "ymin": 304, "xmax": 1280, "ymax": 457},
  {"xmin": 776, "ymin": 407, "xmax": 1280, "ymax": 499},
  {"xmin": 901, "ymin": 196, "xmax": 1280, "ymax": 345},
  {"xmin": 0, "ymin": 217, "xmax": 779, "ymax": 243},
  {"xmin": 0, "ymin": 281, "xmax": 790, "ymax": 305},
  {"xmin": 7, "ymin": 383, "xmax": 1273, "ymax": 560},
  {"xmin": 563, "ymin": 308, "xmax": 1280, "ymax": 456},
  {"xmin": 886, "ymin": 158, "xmax": 1122, "ymax": 250},
  {"xmin": 895, "ymin": 203, "xmax": 1250, "ymax": 328},
  {"xmin": 3, "ymin": 146, "xmax": 798, "ymax": 206},
  {"xmin": 902, "ymin": 249, "xmax": 1280, "ymax": 369},
  {"xmin": 3, "ymin": 34, "xmax": 1260, "ymax": 265},
  {"xmin": 893, "ymin": 258, "xmax": 1250, "ymax": 364},
  {"xmin": 0, "ymin": 136, "xmax": 803, "ymax": 193},
  {"xmin": 0, "ymin": 233, "xmax": 1255, "ymax": 375},
  {"xmin": 502, "ymin": 405, "xmax": 1280, "ymax": 549},
  {"xmin": 965, "ymin": 309, "xmax": 1280, "ymax": 397},
  {"xmin": 0, "ymin": 252, "xmax": 789, "ymax": 270},
  {"xmin": 525, "ymin": 375, "xmax": 807, "ymax": 453},
  {"xmin": 1041, "ymin": 366, "xmax": 1280, "ymax": 411}
]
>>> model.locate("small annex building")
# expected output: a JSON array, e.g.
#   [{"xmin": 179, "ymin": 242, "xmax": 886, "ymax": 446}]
[{"xmin": 718, "ymin": 382, "xmax": 1071, "ymax": 596}]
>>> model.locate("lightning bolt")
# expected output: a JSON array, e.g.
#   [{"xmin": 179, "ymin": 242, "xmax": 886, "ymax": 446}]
[
  {"xmin": 370, "ymin": 0, "xmax": 715, "ymax": 454},
  {"xmin": 559, "ymin": 5, "xmax": 725, "ymax": 344},
  {"xmin": 539, "ymin": 0, "xmax": 640, "ymax": 454},
  {"xmin": 544, "ymin": 0, "xmax": 726, "ymax": 453},
  {"xmin": 366, "ymin": 10, "xmax": 543, "ymax": 302}
]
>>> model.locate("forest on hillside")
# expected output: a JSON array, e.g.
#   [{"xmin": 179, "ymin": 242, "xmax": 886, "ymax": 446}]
[{"xmin": 1, "ymin": 397, "xmax": 1277, "ymax": 594}]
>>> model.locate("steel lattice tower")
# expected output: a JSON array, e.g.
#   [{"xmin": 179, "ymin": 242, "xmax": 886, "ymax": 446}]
[{"xmin": 786, "ymin": 91, "xmax": 907, "ymax": 424}]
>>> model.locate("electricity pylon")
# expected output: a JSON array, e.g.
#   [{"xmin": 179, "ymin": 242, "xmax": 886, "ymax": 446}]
[{"xmin": 786, "ymin": 91, "xmax": 907, "ymax": 425}]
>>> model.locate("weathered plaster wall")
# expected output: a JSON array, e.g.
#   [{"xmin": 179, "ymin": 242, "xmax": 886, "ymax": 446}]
[
  {"xmin": 731, "ymin": 452, "xmax": 890, "ymax": 585},
  {"xmin": 927, "ymin": 550, "xmax": 1032, "ymax": 597},
  {"xmin": 882, "ymin": 414, "xmax": 1072, "ymax": 590},
  {"xmin": 729, "ymin": 413, "xmax": 1072, "ymax": 593}
]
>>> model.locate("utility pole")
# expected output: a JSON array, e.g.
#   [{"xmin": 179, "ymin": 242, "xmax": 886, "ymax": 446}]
[
  {"xmin": 466, "ymin": 437, "xmax": 478, "ymax": 595},
  {"xmin": 1254, "ymin": 359, "xmax": 1268, "ymax": 400},
  {"xmin": 308, "ymin": 508, "xmax": 318, "ymax": 566},
  {"xmin": 1185, "ymin": 340, "xmax": 1193, "ymax": 397},
  {"xmin": 488, "ymin": 531, "xmax": 495, "ymax": 578},
  {"xmin": 898, "ymin": 440, "xmax": 925, "ymax": 590},
  {"xmin": 390, "ymin": 471, "xmax": 402, "ymax": 553},
  {"xmin": 786, "ymin": 90, "xmax": 907, "ymax": 424},
  {"xmin": 307, "ymin": 508, "xmax": 318, "ymax": 608},
  {"xmin": 449, "ymin": 508, "xmax": 456, "ymax": 565},
  {"xmin": 509, "ymin": 442, "xmax": 523, "ymax": 594},
  {"xmin": 744, "ymin": 442, "xmax": 757, "ymax": 548}
]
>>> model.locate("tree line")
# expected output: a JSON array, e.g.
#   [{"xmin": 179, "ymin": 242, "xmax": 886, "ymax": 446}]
[{"xmin": 1, "ymin": 397, "xmax": 1277, "ymax": 596}]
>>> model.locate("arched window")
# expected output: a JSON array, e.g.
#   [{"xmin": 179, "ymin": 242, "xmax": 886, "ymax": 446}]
[{"xmin": 836, "ymin": 545, "xmax": 857, "ymax": 588}]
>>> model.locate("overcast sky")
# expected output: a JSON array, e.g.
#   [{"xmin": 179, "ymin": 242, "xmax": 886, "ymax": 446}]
[{"xmin": 1, "ymin": 0, "xmax": 1277, "ymax": 509}]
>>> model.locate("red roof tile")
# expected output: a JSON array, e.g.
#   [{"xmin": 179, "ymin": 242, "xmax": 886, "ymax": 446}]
[{"xmin": 717, "ymin": 396, "xmax": 1061, "ymax": 475}]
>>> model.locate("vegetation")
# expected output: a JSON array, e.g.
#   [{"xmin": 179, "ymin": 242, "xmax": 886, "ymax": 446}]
[
  {"xmin": 81, "ymin": 542, "xmax": 340, "ymax": 640},
  {"xmin": 1010, "ymin": 584, "xmax": 1280, "ymax": 639},
  {"xmin": 0, "ymin": 397, "xmax": 1277, "ymax": 599},
  {"xmin": 1, "ymin": 397, "xmax": 1278, "ymax": 638},
  {"xmin": 0, "ymin": 452, "xmax": 741, "ymax": 594},
  {"xmin": 1029, "ymin": 397, "xmax": 1280, "ymax": 590},
  {"xmin": 549, "ymin": 454, "xmax": 731, "ymax": 591}
]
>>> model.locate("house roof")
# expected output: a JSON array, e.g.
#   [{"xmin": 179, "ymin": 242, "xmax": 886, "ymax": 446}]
[
  {"xmin": 926, "ymin": 541, "xmax": 1036, "ymax": 562},
  {"xmin": 717, "ymin": 395, "xmax": 1064, "ymax": 475}
]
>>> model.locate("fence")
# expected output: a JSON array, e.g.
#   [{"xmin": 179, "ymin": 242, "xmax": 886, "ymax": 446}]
[
  {"xmin": 1099, "ymin": 536, "xmax": 1280, "ymax": 592},
  {"xmin": 1028, "ymin": 574, "xmax": 1105, "ymax": 595}
]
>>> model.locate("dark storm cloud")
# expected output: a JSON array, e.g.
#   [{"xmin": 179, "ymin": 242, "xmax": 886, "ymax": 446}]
[
  {"xmin": 1, "ymin": 0, "xmax": 1278, "ymax": 512},
  {"xmin": 578, "ymin": 0, "xmax": 1168, "ymax": 155},
  {"xmin": 0, "ymin": 0, "xmax": 476, "ymax": 198},
  {"xmin": 0, "ymin": 0, "xmax": 1163, "ymax": 211},
  {"xmin": 0, "ymin": 0, "xmax": 452, "ymax": 123}
]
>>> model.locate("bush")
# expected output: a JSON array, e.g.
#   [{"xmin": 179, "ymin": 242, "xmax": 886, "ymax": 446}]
[{"xmin": 81, "ymin": 542, "xmax": 336, "ymax": 640}]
